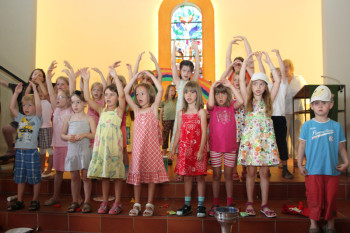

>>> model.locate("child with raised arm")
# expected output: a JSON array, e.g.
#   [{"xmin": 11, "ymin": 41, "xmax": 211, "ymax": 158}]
[
  {"xmin": 207, "ymin": 66, "xmax": 244, "ymax": 217},
  {"xmin": 7, "ymin": 82, "xmax": 42, "ymax": 211},
  {"xmin": 169, "ymin": 81, "xmax": 208, "ymax": 218},
  {"xmin": 125, "ymin": 71, "xmax": 169, "ymax": 217},
  {"xmin": 298, "ymin": 85, "xmax": 349, "ymax": 233},
  {"xmin": 61, "ymin": 89, "xmax": 96, "ymax": 213},
  {"xmin": 44, "ymin": 61, "xmax": 74, "ymax": 207},
  {"xmin": 169, "ymin": 39, "xmax": 200, "ymax": 154},
  {"xmin": 85, "ymin": 65, "xmax": 126, "ymax": 215},
  {"xmin": 238, "ymin": 52, "xmax": 280, "ymax": 218}
]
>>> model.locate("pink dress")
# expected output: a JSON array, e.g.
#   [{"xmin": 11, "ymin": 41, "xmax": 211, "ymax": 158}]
[
  {"xmin": 175, "ymin": 112, "xmax": 207, "ymax": 176},
  {"xmin": 127, "ymin": 109, "xmax": 169, "ymax": 185}
]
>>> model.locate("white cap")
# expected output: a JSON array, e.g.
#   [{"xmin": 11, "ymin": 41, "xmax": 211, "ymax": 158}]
[
  {"xmin": 311, "ymin": 85, "xmax": 332, "ymax": 103},
  {"xmin": 251, "ymin": 72, "xmax": 269, "ymax": 84}
]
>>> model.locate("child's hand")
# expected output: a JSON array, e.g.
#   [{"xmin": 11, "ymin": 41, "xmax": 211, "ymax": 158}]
[
  {"xmin": 168, "ymin": 151, "xmax": 175, "ymax": 160},
  {"xmin": 64, "ymin": 60, "xmax": 74, "ymax": 71},
  {"xmin": 197, "ymin": 150, "xmax": 204, "ymax": 161},
  {"xmin": 255, "ymin": 51, "xmax": 263, "ymax": 61},
  {"xmin": 234, "ymin": 35, "xmax": 247, "ymax": 41},
  {"xmin": 14, "ymin": 83, "xmax": 23, "ymax": 94},
  {"xmin": 191, "ymin": 39, "xmax": 199, "ymax": 51},
  {"xmin": 221, "ymin": 79, "xmax": 233, "ymax": 88},
  {"xmin": 29, "ymin": 81, "xmax": 37, "ymax": 91},
  {"xmin": 112, "ymin": 61, "xmax": 121, "ymax": 68},
  {"xmin": 47, "ymin": 60, "xmax": 57, "ymax": 79},
  {"xmin": 74, "ymin": 134, "xmax": 84, "ymax": 141},
  {"xmin": 212, "ymin": 80, "xmax": 221, "ymax": 89},
  {"xmin": 108, "ymin": 66, "xmax": 118, "ymax": 79},
  {"xmin": 149, "ymin": 52, "xmax": 157, "ymax": 63},
  {"xmin": 298, "ymin": 165, "xmax": 308, "ymax": 176},
  {"xmin": 68, "ymin": 134, "xmax": 76, "ymax": 143},
  {"xmin": 230, "ymin": 38, "xmax": 242, "ymax": 45},
  {"xmin": 137, "ymin": 52, "xmax": 145, "ymax": 61},
  {"xmin": 262, "ymin": 51, "xmax": 272, "ymax": 64},
  {"xmin": 92, "ymin": 67, "xmax": 103, "ymax": 75},
  {"xmin": 336, "ymin": 163, "xmax": 349, "ymax": 172},
  {"xmin": 126, "ymin": 63, "xmax": 132, "ymax": 72},
  {"xmin": 80, "ymin": 68, "xmax": 90, "ymax": 81},
  {"xmin": 271, "ymin": 49, "xmax": 280, "ymax": 55},
  {"xmin": 75, "ymin": 69, "xmax": 81, "ymax": 79},
  {"xmin": 159, "ymin": 123, "xmax": 164, "ymax": 133}
]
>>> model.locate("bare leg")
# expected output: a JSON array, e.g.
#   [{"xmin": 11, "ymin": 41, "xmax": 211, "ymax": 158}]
[
  {"xmin": 32, "ymin": 183, "xmax": 41, "ymax": 201},
  {"xmin": 184, "ymin": 176, "xmax": 193, "ymax": 197},
  {"xmin": 123, "ymin": 148, "xmax": 129, "ymax": 166},
  {"xmin": 246, "ymin": 166, "xmax": 257, "ymax": 203},
  {"xmin": 102, "ymin": 179, "xmax": 110, "ymax": 202},
  {"xmin": 134, "ymin": 185, "xmax": 142, "ymax": 204},
  {"xmin": 310, "ymin": 219, "xmax": 318, "ymax": 230},
  {"xmin": 224, "ymin": 166, "xmax": 234, "ymax": 198},
  {"xmin": 81, "ymin": 170, "xmax": 91, "ymax": 203},
  {"xmin": 147, "ymin": 183, "xmax": 156, "ymax": 204},
  {"xmin": 70, "ymin": 171, "xmax": 81, "ymax": 203},
  {"xmin": 113, "ymin": 179, "xmax": 122, "ymax": 204},
  {"xmin": 212, "ymin": 166, "xmax": 221, "ymax": 199},
  {"xmin": 196, "ymin": 175, "xmax": 205, "ymax": 197},
  {"xmin": 17, "ymin": 183, "xmax": 26, "ymax": 202},
  {"xmin": 44, "ymin": 152, "xmax": 54, "ymax": 174},
  {"xmin": 52, "ymin": 170, "xmax": 63, "ymax": 200},
  {"xmin": 259, "ymin": 167, "xmax": 270, "ymax": 206}
]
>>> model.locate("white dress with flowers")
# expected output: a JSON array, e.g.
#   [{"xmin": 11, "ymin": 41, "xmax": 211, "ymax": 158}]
[{"xmin": 238, "ymin": 99, "xmax": 279, "ymax": 166}]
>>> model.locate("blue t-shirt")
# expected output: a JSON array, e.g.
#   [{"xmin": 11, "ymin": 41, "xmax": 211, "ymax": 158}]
[
  {"xmin": 299, "ymin": 119, "xmax": 346, "ymax": 176},
  {"xmin": 14, "ymin": 113, "xmax": 42, "ymax": 149}
]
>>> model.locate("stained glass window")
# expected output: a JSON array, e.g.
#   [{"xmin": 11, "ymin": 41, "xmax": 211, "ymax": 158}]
[{"xmin": 171, "ymin": 5, "xmax": 203, "ymax": 73}]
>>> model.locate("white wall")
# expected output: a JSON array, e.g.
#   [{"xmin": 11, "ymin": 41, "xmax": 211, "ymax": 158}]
[{"xmin": 0, "ymin": 0, "xmax": 37, "ymax": 151}]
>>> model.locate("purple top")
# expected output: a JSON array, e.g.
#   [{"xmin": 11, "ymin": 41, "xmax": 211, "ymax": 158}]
[{"xmin": 208, "ymin": 101, "xmax": 238, "ymax": 152}]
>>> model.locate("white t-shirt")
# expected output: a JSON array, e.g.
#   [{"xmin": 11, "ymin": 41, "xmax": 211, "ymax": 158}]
[
  {"xmin": 272, "ymin": 80, "xmax": 288, "ymax": 116},
  {"xmin": 285, "ymin": 75, "xmax": 307, "ymax": 114}
]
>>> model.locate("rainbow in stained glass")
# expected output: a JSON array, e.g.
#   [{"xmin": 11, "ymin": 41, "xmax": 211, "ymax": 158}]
[{"xmin": 171, "ymin": 5, "xmax": 203, "ymax": 74}]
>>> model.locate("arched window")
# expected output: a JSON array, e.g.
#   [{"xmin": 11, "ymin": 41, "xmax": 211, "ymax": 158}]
[{"xmin": 171, "ymin": 4, "xmax": 202, "ymax": 74}]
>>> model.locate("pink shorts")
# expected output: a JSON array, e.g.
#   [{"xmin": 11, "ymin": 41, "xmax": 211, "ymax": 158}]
[
  {"xmin": 53, "ymin": 146, "xmax": 68, "ymax": 172},
  {"xmin": 305, "ymin": 175, "xmax": 339, "ymax": 220},
  {"xmin": 210, "ymin": 151, "xmax": 237, "ymax": 168},
  {"xmin": 121, "ymin": 125, "xmax": 127, "ymax": 148}
]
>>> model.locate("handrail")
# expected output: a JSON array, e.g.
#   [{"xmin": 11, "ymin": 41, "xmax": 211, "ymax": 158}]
[{"xmin": 0, "ymin": 65, "xmax": 24, "ymax": 83}]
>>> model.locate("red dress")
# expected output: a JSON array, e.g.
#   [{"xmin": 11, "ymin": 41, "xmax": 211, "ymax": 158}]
[
  {"xmin": 127, "ymin": 109, "xmax": 169, "ymax": 185},
  {"xmin": 175, "ymin": 112, "xmax": 207, "ymax": 176}
]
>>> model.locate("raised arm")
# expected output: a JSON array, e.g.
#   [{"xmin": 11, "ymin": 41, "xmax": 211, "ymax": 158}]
[
  {"xmin": 36, "ymin": 79, "xmax": 49, "ymax": 100},
  {"xmin": 92, "ymin": 67, "xmax": 107, "ymax": 90},
  {"xmin": 207, "ymin": 81, "xmax": 220, "ymax": 111},
  {"xmin": 191, "ymin": 39, "xmax": 200, "ymax": 82},
  {"xmin": 171, "ymin": 40, "xmax": 180, "ymax": 86},
  {"xmin": 109, "ymin": 65, "xmax": 126, "ymax": 118},
  {"xmin": 255, "ymin": 51, "xmax": 266, "ymax": 74},
  {"xmin": 124, "ymin": 71, "xmax": 142, "ymax": 112},
  {"xmin": 62, "ymin": 60, "xmax": 76, "ymax": 95},
  {"xmin": 226, "ymin": 38, "xmax": 242, "ymax": 68},
  {"xmin": 239, "ymin": 52, "xmax": 255, "ymax": 105},
  {"xmin": 220, "ymin": 61, "xmax": 240, "ymax": 82},
  {"xmin": 30, "ymin": 81, "xmax": 42, "ymax": 119},
  {"xmin": 143, "ymin": 70, "xmax": 163, "ymax": 116},
  {"xmin": 221, "ymin": 79, "xmax": 243, "ymax": 109},
  {"xmin": 9, "ymin": 83, "xmax": 22, "ymax": 118},
  {"xmin": 271, "ymin": 49, "xmax": 287, "ymax": 83},
  {"xmin": 133, "ymin": 52, "xmax": 145, "ymax": 77},
  {"xmin": 149, "ymin": 52, "xmax": 163, "ymax": 82},
  {"xmin": 262, "ymin": 51, "xmax": 280, "ymax": 102},
  {"xmin": 46, "ymin": 60, "xmax": 58, "ymax": 110},
  {"xmin": 235, "ymin": 36, "xmax": 254, "ymax": 75},
  {"xmin": 81, "ymin": 68, "xmax": 103, "ymax": 114}
]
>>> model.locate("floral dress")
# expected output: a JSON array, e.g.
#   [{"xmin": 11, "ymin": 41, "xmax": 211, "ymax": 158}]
[
  {"xmin": 175, "ymin": 112, "xmax": 207, "ymax": 176},
  {"xmin": 238, "ymin": 99, "xmax": 279, "ymax": 166},
  {"xmin": 87, "ymin": 108, "xmax": 124, "ymax": 179}
]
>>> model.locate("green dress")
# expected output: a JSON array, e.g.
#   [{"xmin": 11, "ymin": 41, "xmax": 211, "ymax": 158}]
[{"xmin": 88, "ymin": 108, "xmax": 125, "ymax": 179}]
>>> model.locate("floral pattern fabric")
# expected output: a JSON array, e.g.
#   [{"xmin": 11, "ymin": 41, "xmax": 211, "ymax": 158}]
[{"xmin": 238, "ymin": 99, "xmax": 279, "ymax": 166}]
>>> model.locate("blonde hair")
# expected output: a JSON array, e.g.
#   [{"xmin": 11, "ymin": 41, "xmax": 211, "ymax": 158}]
[
  {"xmin": 134, "ymin": 83, "xmax": 156, "ymax": 108},
  {"xmin": 182, "ymin": 81, "xmax": 203, "ymax": 112},
  {"xmin": 56, "ymin": 76, "xmax": 69, "ymax": 86},
  {"xmin": 118, "ymin": 75, "xmax": 127, "ymax": 88},
  {"xmin": 164, "ymin": 84, "xmax": 176, "ymax": 103},
  {"xmin": 283, "ymin": 59, "xmax": 294, "ymax": 73},
  {"xmin": 246, "ymin": 81, "xmax": 273, "ymax": 117},
  {"xmin": 22, "ymin": 94, "xmax": 35, "ymax": 105},
  {"xmin": 214, "ymin": 84, "xmax": 232, "ymax": 107},
  {"xmin": 91, "ymin": 82, "xmax": 103, "ymax": 100}
]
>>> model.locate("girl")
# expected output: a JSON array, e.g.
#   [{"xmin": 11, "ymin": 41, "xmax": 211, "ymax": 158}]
[
  {"xmin": 238, "ymin": 52, "xmax": 280, "ymax": 218},
  {"xmin": 169, "ymin": 81, "xmax": 207, "ymax": 218},
  {"xmin": 125, "ymin": 71, "xmax": 169, "ymax": 217},
  {"xmin": 159, "ymin": 84, "xmax": 177, "ymax": 157},
  {"xmin": 84, "ymin": 65, "xmax": 125, "ymax": 215},
  {"xmin": 207, "ymin": 67, "xmax": 244, "ymax": 217},
  {"xmin": 61, "ymin": 90, "xmax": 96, "ymax": 213},
  {"xmin": 44, "ymin": 60, "xmax": 74, "ymax": 206},
  {"xmin": 169, "ymin": 39, "xmax": 200, "ymax": 154}
]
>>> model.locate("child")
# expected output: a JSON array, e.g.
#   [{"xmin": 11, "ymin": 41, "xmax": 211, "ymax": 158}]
[
  {"xmin": 238, "ymin": 52, "xmax": 280, "ymax": 218},
  {"xmin": 44, "ymin": 61, "xmax": 74, "ymax": 206},
  {"xmin": 298, "ymin": 85, "xmax": 349, "ymax": 233},
  {"xmin": 7, "ymin": 82, "xmax": 42, "ymax": 211},
  {"xmin": 169, "ymin": 81, "xmax": 208, "ymax": 218},
  {"xmin": 169, "ymin": 39, "xmax": 200, "ymax": 153},
  {"xmin": 208, "ymin": 68, "xmax": 244, "ymax": 216},
  {"xmin": 125, "ymin": 71, "xmax": 169, "ymax": 217},
  {"xmin": 85, "ymin": 65, "xmax": 126, "ymax": 215},
  {"xmin": 61, "ymin": 89, "xmax": 96, "ymax": 213},
  {"xmin": 160, "ymin": 84, "xmax": 177, "ymax": 157}
]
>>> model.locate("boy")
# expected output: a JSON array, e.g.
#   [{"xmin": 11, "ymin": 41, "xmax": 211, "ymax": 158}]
[
  {"xmin": 297, "ymin": 85, "xmax": 349, "ymax": 233},
  {"xmin": 7, "ymin": 82, "xmax": 42, "ymax": 211}
]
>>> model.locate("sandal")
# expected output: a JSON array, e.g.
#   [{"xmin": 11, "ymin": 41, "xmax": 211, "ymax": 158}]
[
  {"xmin": 245, "ymin": 202, "xmax": 256, "ymax": 216},
  {"xmin": 82, "ymin": 202, "xmax": 92, "ymax": 213},
  {"xmin": 98, "ymin": 201, "xmax": 109, "ymax": 214},
  {"xmin": 260, "ymin": 204, "xmax": 277, "ymax": 218},
  {"xmin": 7, "ymin": 201, "xmax": 24, "ymax": 211},
  {"xmin": 67, "ymin": 202, "xmax": 80, "ymax": 213},
  {"xmin": 233, "ymin": 173, "xmax": 240, "ymax": 181},
  {"xmin": 143, "ymin": 203, "xmax": 154, "ymax": 217},
  {"xmin": 44, "ymin": 197, "xmax": 60, "ymax": 206},
  {"xmin": 129, "ymin": 203, "xmax": 141, "ymax": 216},
  {"xmin": 208, "ymin": 204, "xmax": 219, "ymax": 217},
  {"xmin": 29, "ymin": 200, "xmax": 40, "ymax": 211},
  {"xmin": 109, "ymin": 202, "xmax": 122, "ymax": 215}
]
